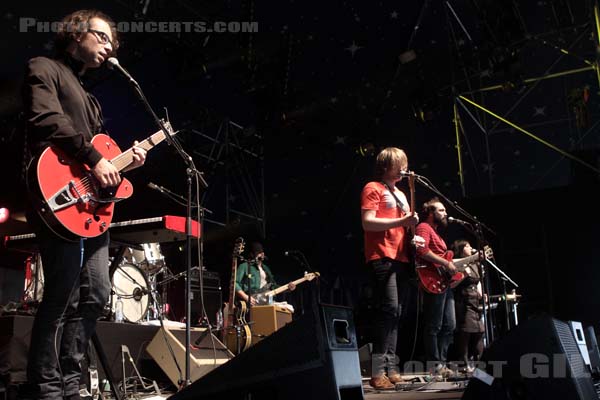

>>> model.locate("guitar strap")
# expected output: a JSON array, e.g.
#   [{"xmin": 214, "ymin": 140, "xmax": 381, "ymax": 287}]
[
  {"xmin": 381, "ymin": 182, "xmax": 408, "ymax": 213},
  {"xmin": 382, "ymin": 182, "xmax": 417, "ymax": 270}
]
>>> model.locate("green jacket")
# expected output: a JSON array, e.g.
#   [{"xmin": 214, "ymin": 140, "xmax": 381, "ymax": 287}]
[{"xmin": 235, "ymin": 261, "xmax": 278, "ymax": 294}]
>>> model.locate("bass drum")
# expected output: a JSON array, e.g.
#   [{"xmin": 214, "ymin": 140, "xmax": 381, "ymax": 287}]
[{"xmin": 111, "ymin": 263, "xmax": 149, "ymax": 323}]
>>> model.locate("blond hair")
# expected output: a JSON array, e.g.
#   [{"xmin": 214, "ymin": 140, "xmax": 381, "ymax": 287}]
[{"xmin": 374, "ymin": 147, "xmax": 407, "ymax": 179}]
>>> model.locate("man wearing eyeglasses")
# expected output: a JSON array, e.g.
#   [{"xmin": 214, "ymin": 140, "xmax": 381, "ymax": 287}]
[{"xmin": 22, "ymin": 10, "xmax": 146, "ymax": 400}]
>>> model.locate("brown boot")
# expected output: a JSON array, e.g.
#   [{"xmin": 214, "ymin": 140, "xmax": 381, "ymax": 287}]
[
  {"xmin": 387, "ymin": 373, "xmax": 404, "ymax": 384},
  {"xmin": 369, "ymin": 375, "xmax": 395, "ymax": 390}
]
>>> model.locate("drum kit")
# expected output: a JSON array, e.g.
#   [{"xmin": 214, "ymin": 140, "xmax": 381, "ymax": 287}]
[{"xmin": 109, "ymin": 243, "xmax": 171, "ymax": 323}]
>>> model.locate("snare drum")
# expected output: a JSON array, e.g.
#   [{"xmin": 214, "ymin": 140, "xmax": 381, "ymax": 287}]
[{"xmin": 111, "ymin": 263, "xmax": 149, "ymax": 323}]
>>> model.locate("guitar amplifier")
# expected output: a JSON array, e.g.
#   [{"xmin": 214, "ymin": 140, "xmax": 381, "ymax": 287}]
[
  {"xmin": 190, "ymin": 268, "xmax": 221, "ymax": 290},
  {"xmin": 250, "ymin": 305, "xmax": 293, "ymax": 344}
]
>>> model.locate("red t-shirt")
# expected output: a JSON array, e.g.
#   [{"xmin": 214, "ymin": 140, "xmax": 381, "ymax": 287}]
[
  {"xmin": 361, "ymin": 181, "xmax": 409, "ymax": 263},
  {"xmin": 415, "ymin": 222, "xmax": 450, "ymax": 260}
]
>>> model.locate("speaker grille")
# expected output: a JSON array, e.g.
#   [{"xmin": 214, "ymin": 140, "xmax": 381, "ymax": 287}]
[{"xmin": 553, "ymin": 319, "xmax": 597, "ymax": 400}]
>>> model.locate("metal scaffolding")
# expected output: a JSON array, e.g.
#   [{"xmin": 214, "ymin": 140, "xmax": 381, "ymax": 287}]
[{"xmin": 190, "ymin": 119, "xmax": 266, "ymax": 237}]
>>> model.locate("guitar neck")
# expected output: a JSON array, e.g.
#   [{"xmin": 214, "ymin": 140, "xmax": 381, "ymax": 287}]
[
  {"xmin": 110, "ymin": 130, "xmax": 168, "ymax": 172},
  {"xmin": 262, "ymin": 275, "xmax": 311, "ymax": 297},
  {"xmin": 454, "ymin": 252, "xmax": 481, "ymax": 269},
  {"xmin": 228, "ymin": 259, "xmax": 238, "ymax": 311}
]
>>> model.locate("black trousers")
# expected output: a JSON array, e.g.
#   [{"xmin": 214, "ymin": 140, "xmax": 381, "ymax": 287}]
[
  {"xmin": 26, "ymin": 225, "xmax": 110, "ymax": 400},
  {"xmin": 369, "ymin": 258, "xmax": 412, "ymax": 376}
]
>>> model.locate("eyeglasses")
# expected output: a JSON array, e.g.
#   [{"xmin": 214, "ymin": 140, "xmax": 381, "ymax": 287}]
[{"xmin": 88, "ymin": 29, "xmax": 115, "ymax": 48}]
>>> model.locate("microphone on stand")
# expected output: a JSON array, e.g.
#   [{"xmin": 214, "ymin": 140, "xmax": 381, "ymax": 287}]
[
  {"xmin": 147, "ymin": 182, "xmax": 164, "ymax": 193},
  {"xmin": 107, "ymin": 57, "xmax": 138, "ymax": 85},
  {"xmin": 448, "ymin": 216, "xmax": 469, "ymax": 225},
  {"xmin": 399, "ymin": 171, "xmax": 424, "ymax": 178}
]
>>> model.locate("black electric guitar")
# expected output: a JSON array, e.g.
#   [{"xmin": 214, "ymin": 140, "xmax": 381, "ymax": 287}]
[
  {"xmin": 223, "ymin": 238, "xmax": 252, "ymax": 354},
  {"xmin": 252, "ymin": 272, "xmax": 320, "ymax": 305}
]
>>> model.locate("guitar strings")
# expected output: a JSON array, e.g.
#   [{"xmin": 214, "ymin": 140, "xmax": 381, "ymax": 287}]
[{"xmin": 69, "ymin": 132, "xmax": 163, "ymax": 196}]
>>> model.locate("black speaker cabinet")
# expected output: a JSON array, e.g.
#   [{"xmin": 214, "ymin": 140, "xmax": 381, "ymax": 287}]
[
  {"xmin": 462, "ymin": 316, "xmax": 598, "ymax": 400},
  {"xmin": 190, "ymin": 288, "xmax": 222, "ymax": 326},
  {"xmin": 584, "ymin": 326, "xmax": 600, "ymax": 374},
  {"xmin": 168, "ymin": 303, "xmax": 364, "ymax": 400}
]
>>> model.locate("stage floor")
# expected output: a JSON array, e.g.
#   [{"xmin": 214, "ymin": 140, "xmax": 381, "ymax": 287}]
[
  {"xmin": 363, "ymin": 379, "xmax": 466, "ymax": 399},
  {"xmin": 1, "ymin": 315, "xmax": 468, "ymax": 400}
]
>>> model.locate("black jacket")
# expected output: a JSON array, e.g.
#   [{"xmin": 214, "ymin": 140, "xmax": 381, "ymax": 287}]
[{"xmin": 23, "ymin": 55, "xmax": 104, "ymax": 166}]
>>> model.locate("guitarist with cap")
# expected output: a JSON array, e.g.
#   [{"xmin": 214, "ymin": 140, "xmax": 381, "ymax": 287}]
[
  {"xmin": 415, "ymin": 197, "xmax": 457, "ymax": 379},
  {"xmin": 235, "ymin": 242, "xmax": 296, "ymax": 306},
  {"xmin": 21, "ymin": 10, "xmax": 146, "ymax": 400}
]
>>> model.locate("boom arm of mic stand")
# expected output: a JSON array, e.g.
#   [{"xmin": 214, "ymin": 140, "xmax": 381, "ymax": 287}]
[
  {"xmin": 485, "ymin": 258, "xmax": 519, "ymax": 288},
  {"xmin": 128, "ymin": 82, "xmax": 208, "ymax": 188},
  {"xmin": 414, "ymin": 175, "xmax": 497, "ymax": 236}
]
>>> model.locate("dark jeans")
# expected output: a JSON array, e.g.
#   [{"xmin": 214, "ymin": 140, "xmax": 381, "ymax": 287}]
[
  {"xmin": 422, "ymin": 288, "xmax": 456, "ymax": 365},
  {"xmin": 370, "ymin": 258, "xmax": 412, "ymax": 376},
  {"xmin": 26, "ymin": 227, "xmax": 110, "ymax": 400}
]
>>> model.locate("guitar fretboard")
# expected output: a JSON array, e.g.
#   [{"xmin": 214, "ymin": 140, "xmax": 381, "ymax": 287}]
[{"xmin": 111, "ymin": 127, "xmax": 171, "ymax": 171}]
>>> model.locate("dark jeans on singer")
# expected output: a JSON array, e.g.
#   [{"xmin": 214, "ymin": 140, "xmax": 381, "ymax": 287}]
[
  {"xmin": 370, "ymin": 258, "xmax": 411, "ymax": 376},
  {"xmin": 422, "ymin": 288, "xmax": 456, "ymax": 365},
  {"xmin": 26, "ymin": 226, "xmax": 110, "ymax": 400}
]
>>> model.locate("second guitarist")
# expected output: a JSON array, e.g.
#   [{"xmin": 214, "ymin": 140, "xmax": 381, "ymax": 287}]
[
  {"xmin": 235, "ymin": 242, "xmax": 296, "ymax": 306},
  {"xmin": 415, "ymin": 197, "xmax": 457, "ymax": 379}
]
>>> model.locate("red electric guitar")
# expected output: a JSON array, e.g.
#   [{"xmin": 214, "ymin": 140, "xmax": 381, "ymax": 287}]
[
  {"xmin": 27, "ymin": 123, "xmax": 175, "ymax": 241},
  {"xmin": 416, "ymin": 246, "xmax": 493, "ymax": 294}
]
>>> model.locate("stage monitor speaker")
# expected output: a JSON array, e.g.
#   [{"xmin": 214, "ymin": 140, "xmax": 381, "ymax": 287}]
[
  {"xmin": 462, "ymin": 316, "xmax": 598, "ymax": 400},
  {"xmin": 168, "ymin": 303, "xmax": 364, "ymax": 400},
  {"xmin": 146, "ymin": 326, "xmax": 233, "ymax": 386},
  {"xmin": 569, "ymin": 321, "xmax": 592, "ymax": 368},
  {"xmin": 584, "ymin": 326, "xmax": 600, "ymax": 374}
]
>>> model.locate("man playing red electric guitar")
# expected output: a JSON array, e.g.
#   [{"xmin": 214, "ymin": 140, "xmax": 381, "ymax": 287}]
[
  {"xmin": 22, "ymin": 10, "xmax": 146, "ymax": 400},
  {"xmin": 415, "ymin": 197, "xmax": 457, "ymax": 379}
]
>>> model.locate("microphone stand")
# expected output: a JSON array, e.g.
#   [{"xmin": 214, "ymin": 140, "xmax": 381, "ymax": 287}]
[
  {"xmin": 484, "ymin": 257, "xmax": 519, "ymax": 330},
  {"xmin": 415, "ymin": 175, "xmax": 497, "ymax": 347},
  {"xmin": 117, "ymin": 68, "xmax": 207, "ymax": 388},
  {"xmin": 289, "ymin": 251, "xmax": 322, "ymax": 313}
]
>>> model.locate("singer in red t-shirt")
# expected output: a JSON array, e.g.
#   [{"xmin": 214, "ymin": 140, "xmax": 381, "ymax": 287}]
[{"xmin": 360, "ymin": 147, "xmax": 421, "ymax": 390}]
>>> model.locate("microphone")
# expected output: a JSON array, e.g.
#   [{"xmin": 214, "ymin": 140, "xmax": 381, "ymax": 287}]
[
  {"xmin": 399, "ymin": 171, "xmax": 424, "ymax": 178},
  {"xmin": 284, "ymin": 250, "xmax": 299, "ymax": 256},
  {"xmin": 107, "ymin": 57, "xmax": 138, "ymax": 85},
  {"xmin": 448, "ymin": 216, "xmax": 469, "ymax": 225},
  {"xmin": 147, "ymin": 182, "xmax": 164, "ymax": 192}
]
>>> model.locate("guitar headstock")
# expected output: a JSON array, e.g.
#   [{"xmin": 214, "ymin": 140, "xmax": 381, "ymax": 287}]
[
  {"xmin": 484, "ymin": 245, "xmax": 494, "ymax": 259},
  {"xmin": 304, "ymin": 271, "xmax": 320, "ymax": 281},
  {"xmin": 160, "ymin": 119, "xmax": 176, "ymax": 137},
  {"xmin": 233, "ymin": 237, "xmax": 245, "ymax": 258}
]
